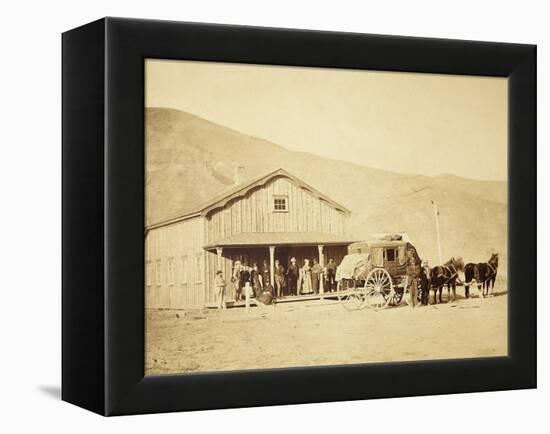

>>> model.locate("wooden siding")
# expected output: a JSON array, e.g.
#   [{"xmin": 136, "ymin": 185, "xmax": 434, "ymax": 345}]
[
  {"xmin": 146, "ymin": 175, "xmax": 351, "ymax": 308},
  {"xmin": 145, "ymin": 216, "xmax": 205, "ymax": 309},
  {"xmin": 206, "ymin": 176, "xmax": 348, "ymax": 244}
]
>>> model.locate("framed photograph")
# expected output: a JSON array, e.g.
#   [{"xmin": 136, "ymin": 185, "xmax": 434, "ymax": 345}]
[{"xmin": 62, "ymin": 17, "xmax": 536, "ymax": 416}]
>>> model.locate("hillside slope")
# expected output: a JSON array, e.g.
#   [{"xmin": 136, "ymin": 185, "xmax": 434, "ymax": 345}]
[{"xmin": 146, "ymin": 107, "xmax": 507, "ymax": 269}]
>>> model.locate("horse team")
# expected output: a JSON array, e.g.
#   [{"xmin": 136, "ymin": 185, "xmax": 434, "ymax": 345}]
[{"xmin": 422, "ymin": 253, "xmax": 499, "ymax": 304}]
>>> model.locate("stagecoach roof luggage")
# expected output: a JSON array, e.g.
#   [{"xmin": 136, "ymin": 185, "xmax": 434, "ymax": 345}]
[{"xmin": 347, "ymin": 239, "xmax": 408, "ymax": 254}]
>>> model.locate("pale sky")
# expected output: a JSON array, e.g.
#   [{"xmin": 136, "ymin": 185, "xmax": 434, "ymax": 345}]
[{"xmin": 145, "ymin": 59, "xmax": 507, "ymax": 181}]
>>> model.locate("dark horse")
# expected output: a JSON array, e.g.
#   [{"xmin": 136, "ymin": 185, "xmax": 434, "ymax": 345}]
[
  {"xmin": 464, "ymin": 253, "xmax": 499, "ymax": 298},
  {"xmin": 430, "ymin": 257, "xmax": 465, "ymax": 304}
]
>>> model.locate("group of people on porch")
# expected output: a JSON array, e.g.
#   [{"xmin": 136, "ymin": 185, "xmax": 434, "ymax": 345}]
[{"xmin": 230, "ymin": 257, "xmax": 338, "ymax": 301}]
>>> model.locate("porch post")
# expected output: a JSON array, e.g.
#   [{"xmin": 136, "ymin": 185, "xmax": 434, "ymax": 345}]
[
  {"xmin": 216, "ymin": 247, "xmax": 223, "ymax": 272},
  {"xmin": 318, "ymin": 245, "xmax": 324, "ymax": 295},
  {"xmin": 269, "ymin": 246, "xmax": 275, "ymax": 287}
]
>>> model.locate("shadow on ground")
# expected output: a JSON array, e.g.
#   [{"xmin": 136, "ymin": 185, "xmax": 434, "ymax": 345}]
[{"xmin": 38, "ymin": 385, "xmax": 61, "ymax": 400}]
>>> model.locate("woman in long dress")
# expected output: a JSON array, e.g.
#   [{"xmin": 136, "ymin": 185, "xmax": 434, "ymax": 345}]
[{"xmin": 299, "ymin": 259, "xmax": 313, "ymax": 294}]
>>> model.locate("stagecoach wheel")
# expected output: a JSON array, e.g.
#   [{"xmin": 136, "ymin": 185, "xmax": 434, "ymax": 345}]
[
  {"xmin": 337, "ymin": 279, "xmax": 366, "ymax": 311},
  {"xmin": 364, "ymin": 268, "xmax": 393, "ymax": 310},
  {"xmin": 389, "ymin": 288, "xmax": 404, "ymax": 306}
]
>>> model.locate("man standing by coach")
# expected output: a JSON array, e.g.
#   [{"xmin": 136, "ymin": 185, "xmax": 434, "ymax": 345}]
[{"xmin": 406, "ymin": 250, "xmax": 420, "ymax": 308}]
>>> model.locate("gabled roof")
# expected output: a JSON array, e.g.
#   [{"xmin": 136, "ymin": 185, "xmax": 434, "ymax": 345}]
[{"xmin": 146, "ymin": 168, "xmax": 351, "ymax": 231}]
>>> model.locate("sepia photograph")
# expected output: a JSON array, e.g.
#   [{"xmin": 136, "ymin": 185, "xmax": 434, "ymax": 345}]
[{"xmin": 144, "ymin": 59, "xmax": 508, "ymax": 375}]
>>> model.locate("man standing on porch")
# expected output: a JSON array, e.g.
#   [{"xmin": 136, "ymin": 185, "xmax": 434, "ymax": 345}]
[
  {"xmin": 326, "ymin": 259, "xmax": 337, "ymax": 292},
  {"xmin": 286, "ymin": 257, "xmax": 299, "ymax": 296},
  {"xmin": 274, "ymin": 259, "xmax": 285, "ymax": 297}
]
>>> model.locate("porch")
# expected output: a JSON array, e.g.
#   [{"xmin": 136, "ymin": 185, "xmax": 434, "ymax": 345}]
[{"xmin": 203, "ymin": 231, "xmax": 356, "ymax": 303}]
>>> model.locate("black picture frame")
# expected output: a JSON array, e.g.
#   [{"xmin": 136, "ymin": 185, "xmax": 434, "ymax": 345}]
[{"xmin": 62, "ymin": 17, "xmax": 536, "ymax": 416}]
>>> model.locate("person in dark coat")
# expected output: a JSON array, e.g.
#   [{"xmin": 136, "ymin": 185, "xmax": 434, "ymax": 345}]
[
  {"xmin": 261, "ymin": 259, "xmax": 270, "ymax": 291},
  {"xmin": 251, "ymin": 263, "xmax": 263, "ymax": 298},
  {"xmin": 274, "ymin": 259, "xmax": 285, "ymax": 297},
  {"xmin": 257, "ymin": 283, "xmax": 275, "ymax": 305},
  {"xmin": 326, "ymin": 259, "xmax": 337, "ymax": 292},
  {"xmin": 286, "ymin": 257, "xmax": 299, "ymax": 296},
  {"xmin": 240, "ymin": 263, "xmax": 251, "ymax": 293},
  {"xmin": 406, "ymin": 250, "xmax": 420, "ymax": 308}
]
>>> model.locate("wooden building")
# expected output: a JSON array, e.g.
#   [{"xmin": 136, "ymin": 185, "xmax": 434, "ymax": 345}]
[{"xmin": 145, "ymin": 168, "xmax": 356, "ymax": 309}]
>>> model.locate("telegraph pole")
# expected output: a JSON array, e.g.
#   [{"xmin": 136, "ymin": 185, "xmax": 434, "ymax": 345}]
[{"xmin": 431, "ymin": 200, "xmax": 443, "ymax": 264}]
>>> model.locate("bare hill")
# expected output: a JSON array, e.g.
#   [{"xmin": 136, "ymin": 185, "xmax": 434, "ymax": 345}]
[{"xmin": 146, "ymin": 107, "xmax": 507, "ymax": 270}]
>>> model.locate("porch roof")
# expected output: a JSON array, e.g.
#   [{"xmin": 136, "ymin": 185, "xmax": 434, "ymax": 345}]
[{"xmin": 204, "ymin": 232, "xmax": 357, "ymax": 249}]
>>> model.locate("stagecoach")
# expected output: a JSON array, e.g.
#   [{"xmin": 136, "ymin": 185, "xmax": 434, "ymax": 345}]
[{"xmin": 336, "ymin": 236, "xmax": 422, "ymax": 310}]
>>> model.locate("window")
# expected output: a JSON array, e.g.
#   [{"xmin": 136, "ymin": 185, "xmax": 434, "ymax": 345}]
[
  {"xmin": 273, "ymin": 195, "xmax": 288, "ymax": 212},
  {"xmin": 386, "ymin": 249, "xmax": 396, "ymax": 262},
  {"xmin": 167, "ymin": 257, "xmax": 175, "ymax": 285},
  {"xmin": 146, "ymin": 261, "xmax": 152, "ymax": 286},
  {"xmin": 180, "ymin": 255, "xmax": 188, "ymax": 284},
  {"xmin": 155, "ymin": 260, "xmax": 162, "ymax": 286},
  {"xmin": 195, "ymin": 254, "xmax": 203, "ymax": 283},
  {"xmin": 371, "ymin": 248, "xmax": 384, "ymax": 267}
]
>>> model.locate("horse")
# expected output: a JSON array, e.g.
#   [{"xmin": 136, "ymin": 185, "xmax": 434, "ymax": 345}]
[
  {"xmin": 464, "ymin": 253, "xmax": 499, "ymax": 298},
  {"xmin": 430, "ymin": 257, "xmax": 465, "ymax": 304}
]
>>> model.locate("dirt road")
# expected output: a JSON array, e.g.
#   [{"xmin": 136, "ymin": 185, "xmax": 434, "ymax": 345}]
[{"xmin": 145, "ymin": 282, "xmax": 507, "ymax": 375}]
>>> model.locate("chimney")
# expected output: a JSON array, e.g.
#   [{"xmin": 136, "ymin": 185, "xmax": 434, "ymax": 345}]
[{"xmin": 234, "ymin": 165, "xmax": 245, "ymax": 185}]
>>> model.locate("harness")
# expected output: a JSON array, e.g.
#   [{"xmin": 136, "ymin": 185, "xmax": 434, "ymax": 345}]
[
  {"xmin": 433, "ymin": 264, "xmax": 458, "ymax": 289},
  {"xmin": 481, "ymin": 261, "xmax": 497, "ymax": 284},
  {"xmin": 469, "ymin": 261, "xmax": 498, "ymax": 285},
  {"xmin": 443, "ymin": 265, "xmax": 458, "ymax": 280}
]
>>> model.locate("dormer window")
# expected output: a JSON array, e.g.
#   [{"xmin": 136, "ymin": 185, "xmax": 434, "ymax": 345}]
[{"xmin": 273, "ymin": 195, "xmax": 288, "ymax": 212}]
